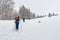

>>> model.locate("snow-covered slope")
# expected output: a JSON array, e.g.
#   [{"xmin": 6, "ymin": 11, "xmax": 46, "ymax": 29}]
[
  {"xmin": 0, "ymin": 20, "xmax": 22, "ymax": 40},
  {"xmin": 0, "ymin": 15, "xmax": 60, "ymax": 40},
  {"xmin": 22, "ymin": 15, "xmax": 60, "ymax": 40}
]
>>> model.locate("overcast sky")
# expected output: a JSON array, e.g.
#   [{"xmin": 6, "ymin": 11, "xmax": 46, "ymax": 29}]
[{"xmin": 14, "ymin": 0, "xmax": 60, "ymax": 15}]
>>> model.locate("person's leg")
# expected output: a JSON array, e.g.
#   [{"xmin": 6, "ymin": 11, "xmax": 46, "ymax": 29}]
[
  {"xmin": 17, "ymin": 22, "xmax": 19, "ymax": 30},
  {"xmin": 23, "ymin": 19, "xmax": 24, "ymax": 22},
  {"xmin": 16, "ymin": 21, "xmax": 19, "ymax": 30},
  {"xmin": 16, "ymin": 27, "xmax": 18, "ymax": 30},
  {"xmin": 15, "ymin": 21, "xmax": 18, "ymax": 30}
]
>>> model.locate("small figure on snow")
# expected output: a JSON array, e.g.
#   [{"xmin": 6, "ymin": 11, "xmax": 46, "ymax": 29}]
[
  {"xmin": 38, "ymin": 21, "xmax": 41, "ymax": 23},
  {"xmin": 15, "ymin": 16, "xmax": 20, "ymax": 30}
]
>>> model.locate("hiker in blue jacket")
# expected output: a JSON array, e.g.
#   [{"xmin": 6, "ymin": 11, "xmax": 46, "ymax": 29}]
[{"xmin": 15, "ymin": 16, "xmax": 20, "ymax": 30}]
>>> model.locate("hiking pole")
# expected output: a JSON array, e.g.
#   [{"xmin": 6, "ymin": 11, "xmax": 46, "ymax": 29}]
[
  {"xmin": 20, "ymin": 20, "xmax": 23, "ymax": 40},
  {"xmin": 20, "ymin": 20, "xmax": 22, "ymax": 31}
]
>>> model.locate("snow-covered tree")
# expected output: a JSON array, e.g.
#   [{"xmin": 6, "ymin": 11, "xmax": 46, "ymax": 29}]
[
  {"xmin": 0, "ymin": 0, "xmax": 15, "ymax": 20},
  {"xmin": 19, "ymin": 5, "xmax": 36, "ymax": 19},
  {"xmin": 48, "ymin": 12, "xmax": 52, "ymax": 17}
]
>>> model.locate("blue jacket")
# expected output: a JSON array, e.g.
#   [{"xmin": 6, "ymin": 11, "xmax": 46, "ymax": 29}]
[{"xmin": 15, "ymin": 21, "xmax": 19, "ymax": 27}]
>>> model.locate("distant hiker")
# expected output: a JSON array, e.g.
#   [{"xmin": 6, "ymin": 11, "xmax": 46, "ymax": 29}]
[
  {"xmin": 28, "ymin": 15, "xmax": 30, "ymax": 20},
  {"xmin": 15, "ymin": 16, "xmax": 20, "ymax": 30},
  {"xmin": 22, "ymin": 17, "xmax": 25, "ymax": 22}
]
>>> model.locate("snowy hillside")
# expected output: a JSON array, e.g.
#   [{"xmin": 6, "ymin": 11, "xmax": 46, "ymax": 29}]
[{"xmin": 0, "ymin": 15, "xmax": 60, "ymax": 40}]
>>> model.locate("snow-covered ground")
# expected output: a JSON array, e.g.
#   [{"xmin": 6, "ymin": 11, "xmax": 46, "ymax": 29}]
[{"xmin": 0, "ymin": 15, "xmax": 60, "ymax": 40}]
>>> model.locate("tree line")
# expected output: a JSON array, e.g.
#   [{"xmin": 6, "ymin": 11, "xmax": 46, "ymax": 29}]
[
  {"xmin": 0, "ymin": 0, "xmax": 36, "ymax": 20},
  {"xmin": 0, "ymin": 0, "xmax": 58, "ymax": 20}
]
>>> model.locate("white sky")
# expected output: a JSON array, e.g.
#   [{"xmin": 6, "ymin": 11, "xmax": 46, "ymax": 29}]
[{"xmin": 14, "ymin": 0, "xmax": 60, "ymax": 15}]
